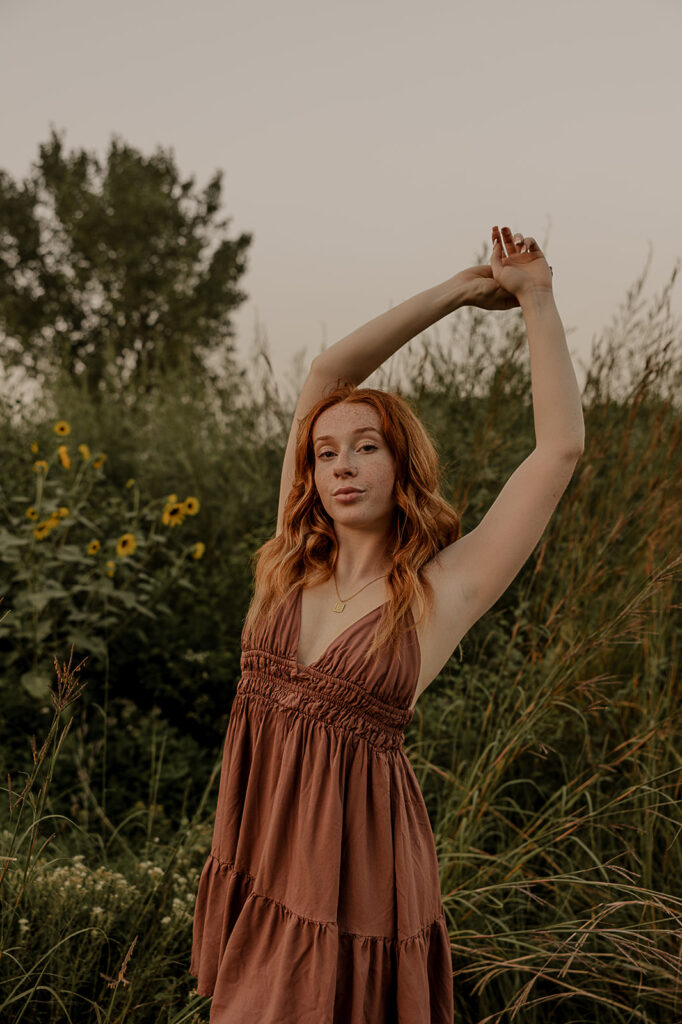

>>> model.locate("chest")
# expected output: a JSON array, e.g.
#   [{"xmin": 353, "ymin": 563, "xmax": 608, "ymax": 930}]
[{"xmin": 296, "ymin": 588, "xmax": 391, "ymax": 669}]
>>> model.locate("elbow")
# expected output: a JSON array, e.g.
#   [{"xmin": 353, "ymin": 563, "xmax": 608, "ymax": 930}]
[{"xmin": 537, "ymin": 440, "xmax": 585, "ymax": 460}]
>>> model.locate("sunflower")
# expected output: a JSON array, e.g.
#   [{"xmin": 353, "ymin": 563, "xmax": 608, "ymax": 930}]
[
  {"xmin": 116, "ymin": 533, "xmax": 137, "ymax": 557},
  {"xmin": 93, "ymin": 454, "xmax": 107, "ymax": 469},
  {"xmin": 78, "ymin": 443, "xmax": 91, "ymax": 460},
  {"xmin": 192, "ymin": 541, "xmax": 205, "ymax": 560},
  {"xmin": 106, "ymin": 560, "xmax": 116, "ymax": 578},
  {"xmin": 30, "ymin": 441, "xmax": 39, "ymax": 454},
  {"xmin": 33, "ymin": 522, "xmax": 51, "ymax": 540},
  {"xmin": 88, "ymin": 539, "xmax": 101, "ymax": 555},
  {"xmin": 26, "ymin": 506, "xmax": 39, "ymax": 520},
  {"xmin": 53, "ymin": 421, "xmax": 70, "ymax": 436},
  {"xmin": 183, "ymin": 496, "xmax": 200, "ymax": 515},
  {"xmin": 162, "ymin": 502, "xmax": 186, "ymax": 527},
  {"xmin": 57, "ymin": 445, "xmax": 71, "ymax": 469},
  {"xmin": 33, "ymin": 460, "xmax": 48, "ymax": 474}
]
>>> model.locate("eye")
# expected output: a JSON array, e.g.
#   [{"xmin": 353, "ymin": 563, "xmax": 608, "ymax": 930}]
[{"xmin": 317, "ymin": 444, "xmax": 377, "ymax": 459}]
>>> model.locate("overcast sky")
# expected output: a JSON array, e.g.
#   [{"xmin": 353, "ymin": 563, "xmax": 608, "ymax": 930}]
[{"xmin": 2, "ymin": 0, "xmax": 681, "ymax": 399}]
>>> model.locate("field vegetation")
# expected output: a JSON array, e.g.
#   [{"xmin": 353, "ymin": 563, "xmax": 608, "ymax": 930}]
[{"xmin": 1, "ymin": 254, "xmax": 681, "ymax": 1022}]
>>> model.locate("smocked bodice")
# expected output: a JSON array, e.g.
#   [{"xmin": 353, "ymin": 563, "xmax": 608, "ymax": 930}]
[{"xmin": 237, "ymin": 586, "xmax": 421, "ymax": 752}]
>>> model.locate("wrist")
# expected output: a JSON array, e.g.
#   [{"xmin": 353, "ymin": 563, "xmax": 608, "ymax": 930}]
[
  {"xmin": 518, "ymin": 284, "xmax": 556, "ymax": 311},
  {"xmin": 432, "ymin": 272, "xmax": 470, "ymax": 316}
]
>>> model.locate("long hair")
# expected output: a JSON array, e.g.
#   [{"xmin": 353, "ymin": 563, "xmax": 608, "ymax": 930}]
[{"xmin": 242, "ymin": 378, "xmax": 461, "ymax": 671}]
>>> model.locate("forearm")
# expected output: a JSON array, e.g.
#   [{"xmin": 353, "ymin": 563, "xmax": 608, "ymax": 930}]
[
  {"xmin": 312, "ymin": 275, "xmax": 469, "ymax": 385},
  {"xmin": 521, "ymin": 288, "xmax": 585, "ymax": 453}
]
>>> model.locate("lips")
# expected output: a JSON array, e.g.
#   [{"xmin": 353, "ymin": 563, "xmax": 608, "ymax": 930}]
[{"xmin": 333, "ymin": 487, "xmax": 363, "ymax": 496}]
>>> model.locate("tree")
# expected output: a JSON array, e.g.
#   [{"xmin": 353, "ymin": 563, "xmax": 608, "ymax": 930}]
[{"xmin": 0, "ymin": 127, "xmax": 253, "ymax": 397}]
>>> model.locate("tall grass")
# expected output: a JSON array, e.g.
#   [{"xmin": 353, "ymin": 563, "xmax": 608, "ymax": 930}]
[{"xmin": 0, "ymin": 255, "xmax": 680, "ymax": 1021}]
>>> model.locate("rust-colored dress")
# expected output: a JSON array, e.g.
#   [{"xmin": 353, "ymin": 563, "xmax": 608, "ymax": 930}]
[{"xmin": 190, "ymin": 585, "xmax": 454, "ymax": 1023}]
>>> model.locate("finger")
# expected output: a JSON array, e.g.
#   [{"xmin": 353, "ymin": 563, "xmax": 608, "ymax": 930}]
[
  {"xmin": 513, "ymin": 232, "xmax": 524, "ymax": 251},
  {"xmin": 501, "ymin": 226, "xmax": 517, "ymax": 256},
  {"xmin": 523, "ymin": 236, "xmax": 541, "ymax": 253},
  {"xmin": 491, "ymin": 227, "xmax": 505, "ymax": 267}
]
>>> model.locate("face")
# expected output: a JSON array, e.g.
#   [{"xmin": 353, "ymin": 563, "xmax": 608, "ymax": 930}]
[{"xmin": 311, "ymin": 403, "xmax": 396, "ymax": 527}]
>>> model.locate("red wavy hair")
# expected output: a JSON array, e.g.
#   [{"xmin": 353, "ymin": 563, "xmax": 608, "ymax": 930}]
[{"xmin": 242, "ymin": 378, "xmax": 461, "ymax": 670}]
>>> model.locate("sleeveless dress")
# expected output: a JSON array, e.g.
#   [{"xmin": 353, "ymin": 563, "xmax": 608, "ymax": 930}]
[{"xmin": 190, "ymin": 585, "xmax": 454, "ymax": 1023}]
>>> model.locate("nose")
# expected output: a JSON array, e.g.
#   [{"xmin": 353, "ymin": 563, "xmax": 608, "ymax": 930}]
[{"xmin": 334, "ymin": 448, "xmax": 357, "ymax": 476}]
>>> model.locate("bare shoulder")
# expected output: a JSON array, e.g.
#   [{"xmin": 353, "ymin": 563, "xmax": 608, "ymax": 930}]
[{"xmin": 409, "ymin": 545, "xmax": 479, "ymax": 709}]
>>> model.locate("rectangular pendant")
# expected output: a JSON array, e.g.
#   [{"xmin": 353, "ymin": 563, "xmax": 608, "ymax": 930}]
[{"xmin": 333, "ymin": 600, "xmax": 346, "ymax": 613}]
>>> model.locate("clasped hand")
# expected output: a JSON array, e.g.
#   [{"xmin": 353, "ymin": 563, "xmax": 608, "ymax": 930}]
[{"xmin": 456, "ymin": 225, "xmax": 554, "ymax": 311}]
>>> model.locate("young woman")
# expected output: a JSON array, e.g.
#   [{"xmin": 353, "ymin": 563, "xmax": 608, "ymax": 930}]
[{"xmin": 190, "ymin": 225, "xmax": 585, "ymax": 1022}]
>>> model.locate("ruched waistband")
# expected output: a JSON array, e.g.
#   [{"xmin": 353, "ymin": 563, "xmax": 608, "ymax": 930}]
[{"xmin": 238, "ymin": 648, "xmax": 414, "ymax": 752}]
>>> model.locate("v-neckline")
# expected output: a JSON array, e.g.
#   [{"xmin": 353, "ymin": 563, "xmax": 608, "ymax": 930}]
[{"xmin": 293, "ymin": 585, "xmax": 389, "ymax": 670}]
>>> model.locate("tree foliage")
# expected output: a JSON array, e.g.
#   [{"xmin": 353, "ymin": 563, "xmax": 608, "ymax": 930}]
[{"xmin": 0, "ymin": 127, "xmax": 253, "ymax": 397}]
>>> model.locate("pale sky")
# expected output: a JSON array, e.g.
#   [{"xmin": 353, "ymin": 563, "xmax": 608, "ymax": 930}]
[{"xmin": 1, "ymin": 0, "xmax": 681, "ymax": 400}]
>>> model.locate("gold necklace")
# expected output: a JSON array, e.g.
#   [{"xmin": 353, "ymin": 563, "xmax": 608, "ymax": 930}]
[{"xmin": 332, "ymin": 571, "xmax": 389, "ymax": 613}]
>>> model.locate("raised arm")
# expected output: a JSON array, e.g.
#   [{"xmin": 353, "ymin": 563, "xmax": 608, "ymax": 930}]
[
  {"xmin": 430, "ymin": 226, "xmax": 585, "ymax": 643},
  {"xmin": 311, "ymin": 262, "xmax": 518, "ymax": 385},
  {"xmin": 277, "ymin": 251, "xmax": 518, "ymax": 534}
]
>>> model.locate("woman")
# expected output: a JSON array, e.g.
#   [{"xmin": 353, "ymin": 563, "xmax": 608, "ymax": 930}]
[{"xmin": 190, "ymin": 226, "xmax": 585, "ymax": 1022}]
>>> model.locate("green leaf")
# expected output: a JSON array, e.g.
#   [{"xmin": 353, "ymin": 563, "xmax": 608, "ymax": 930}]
[
  {"xmin": 66, "ymin": 630, "xmax": 108, "ymax": 660},
  {"xmin": 21, "ymin": 669, "xmax": 52, "ymax": 699},
  {"xmin": 24, "ymin": 588, "xmax": 69, "ymax": 613},
  {"xmin": 133, "ymin": 603, "xmax": 157, "ymax": 620},
  {"xmin": 56, "ymin": 545, "xmax": 91, "ymax": 564},
  {"xmin": 175, "ymin": 578, "xmax": 197, "ymax": 593},
  {"xmin": 0, "ymin": 527, "xmax": 29, "ymax": 549},
  {"xmin": 35, "ymin": 618, "xmax": 52, "ymax": 642}
]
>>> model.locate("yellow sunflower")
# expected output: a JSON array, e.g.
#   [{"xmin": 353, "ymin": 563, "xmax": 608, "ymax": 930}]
[
  {"xmin": 93, "ymin": 454, "xmax": 107, "ymax": 469},
  {"xmin": 192, "ymin": 541, "xmax": 205, "ymax": 560},
  {"xmin": 53, "ymin": 421, "xmax": 70, "ymax": 436},
  {"xmin": 78, "ymin": 443, "xmax": 91, "ymax": 460},
  {"xmin": 26, "ymin": 506, "xmax": 39, "ymax": 520},
  {"xmin": 88, "ymin": 539, "xmax": 101, "ymax": 555},
  {"xmin": 30, "ymin": 441, "xmax": 39, "ymax": 454},
  {"xmin": 116, "ymin": 533, "xmax": 137, "ymax": 557},
  {"xmin": 58, "ymin": 445, "xmax": 71, "ymax": 469},
  {"xmin": 183, "ymin": 496, "xmax": 200, "ymax": 515},
  {"xmin": 33, "ymin": 460, "xmax": 48, "ymax": 474},
  {"xmin": 162, "ymin": 501, "xmax": 186, "ymax": 527},
  {"xmin": 106, "ymin": 560, "xmax": 116, "ymax": 578}
]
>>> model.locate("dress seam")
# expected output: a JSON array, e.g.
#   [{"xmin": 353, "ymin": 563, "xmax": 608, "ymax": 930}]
[{"xmin": 207, "ymin": 848, "xmax": 445, "ymax": 946}]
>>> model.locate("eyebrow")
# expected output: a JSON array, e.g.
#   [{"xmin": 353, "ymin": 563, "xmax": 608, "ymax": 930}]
[{"xmin": 314, "ymin": 426, "xmax": 382, "ymax": 444}]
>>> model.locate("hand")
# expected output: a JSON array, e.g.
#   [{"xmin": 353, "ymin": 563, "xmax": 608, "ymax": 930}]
[
  {"xmin": 491, "ymin": 225, "xmax": 554, "ymax": 300},
  {"xmin": 455, "ymin": 264, "xmax": 520, "ymax": 311}
]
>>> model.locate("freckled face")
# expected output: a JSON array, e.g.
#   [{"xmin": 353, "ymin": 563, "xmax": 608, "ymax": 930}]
[{"xmin": 312, "ymin": 403, "xmax": 396, "ymax": 524}]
